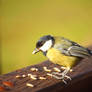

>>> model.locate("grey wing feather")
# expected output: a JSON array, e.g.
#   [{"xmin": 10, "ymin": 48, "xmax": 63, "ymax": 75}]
[
  {"xmin": 67, "ymin": 46, "xmax": 91, "ymax": 58},
  {"xmin": 54, "ymin": 37, "xmax": 92, "ymax": 58}
]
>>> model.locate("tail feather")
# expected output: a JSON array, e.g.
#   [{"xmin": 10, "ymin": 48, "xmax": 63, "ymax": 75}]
[{"xmin": 87, "ymin": 49, "xmax": 92, "ymax": 56}]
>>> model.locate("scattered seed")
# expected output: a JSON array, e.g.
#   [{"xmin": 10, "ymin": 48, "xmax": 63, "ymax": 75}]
[
  {"xmin": 61, "ymin": 66, "xmax": 66, "ymax": 70},
  {"xmin": 30, "ymin": 67, "xmax": 38, "ymax": 72},
  {"xmin": 70, "ymin": 69, "xmax": 73, "ymax": 72},
  {"xmin": 0, "ymin": 86, "xmax": 5, "ymax": 91},
  {"xmin": 28, "ymin": 74, "xmax": 37, "ymax": 80},
  {"xmin": 28, "ymin": 73, "xmax": 36, "ymax": 77},
  {"xmin": 26, "ymin": 83, "xmax": 34, "ymax": 87},
  {"xmin": 39, "ymin": 77, "xmax": 46, "ymax": 80},
  {"xmin": 43, "ymin": 66, "xmax": 51, "ymax": 72},
  {"xmin": 53, "ymin": 67, "xmax": 61, "ymax": 72},
  {"xmin": 47, "ymin": 73, "xmax": 53, "ymax": 77},
  {"xmin": 3, "ymin": 81, "xmax": 13, "ymax": 87},
  {"xmin": 22, "ymin": 74, "xmax": 26, "ymax": 78},
  {"xmin": 61, "ymin": 67, "xmax": 73, "ymax": 72},
  {"xmin": 15, "ymin": 75, "xmax": 22, "ymax": 78},
  {"xmin": 27, "ymin": 73, "xmax": 32, "ymax": 77}
]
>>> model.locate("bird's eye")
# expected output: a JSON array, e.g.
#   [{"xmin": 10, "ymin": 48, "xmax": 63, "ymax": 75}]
[{"xmin": 36, "ymin": 41, "xmax": 45, "ymax": 48}]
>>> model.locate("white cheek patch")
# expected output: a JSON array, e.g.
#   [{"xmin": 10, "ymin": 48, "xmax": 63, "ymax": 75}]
[{"xmin": 40, "ymin": 40, "xmax": 52, "ymax": 52}]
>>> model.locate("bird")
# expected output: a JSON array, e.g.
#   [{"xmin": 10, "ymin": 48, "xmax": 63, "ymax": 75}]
[{"xmin": 32, "ymin": 35, "xmax": 92, "ymax": 83}]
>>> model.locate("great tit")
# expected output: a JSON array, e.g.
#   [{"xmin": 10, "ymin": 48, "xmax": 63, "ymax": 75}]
[{"xmin": 32, "ymin": 35, "xmax": 92, "ymax": 82}]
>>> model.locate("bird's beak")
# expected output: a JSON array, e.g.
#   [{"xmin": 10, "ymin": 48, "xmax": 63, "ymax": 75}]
[{"xmin": 32, "ymin": 48, "xmax": 40, "ymax": 54}]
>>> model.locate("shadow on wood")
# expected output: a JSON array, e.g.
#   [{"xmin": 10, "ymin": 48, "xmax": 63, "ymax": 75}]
[{"xmin": 0, "ymin": 48, "xmax": 92, "ymax": 92}]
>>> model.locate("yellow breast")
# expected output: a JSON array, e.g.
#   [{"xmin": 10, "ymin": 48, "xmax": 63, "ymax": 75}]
[{"xmin": 46, "ymin": 48, "xmax": 79, "ymax": 68}]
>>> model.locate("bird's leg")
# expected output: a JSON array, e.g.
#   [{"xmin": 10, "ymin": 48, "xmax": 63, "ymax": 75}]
[{"xmin": 51, "ymin": 67, "xmax": 71, "ymax": 83}]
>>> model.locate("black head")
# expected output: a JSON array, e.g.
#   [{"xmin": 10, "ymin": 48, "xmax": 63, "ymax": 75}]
[
  {"xmin": 32, "ymin": 35, "xmax": 55, "ymax": 54},
  {"xmin": 36, "ymin": 35, "xmax": 54, "ymax": 48}
]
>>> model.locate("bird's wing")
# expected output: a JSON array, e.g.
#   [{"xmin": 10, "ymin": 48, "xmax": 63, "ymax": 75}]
[
  {"xmin": 54, "ymin": 37, "xmax": 91, "ymax": 58},
  {"xmin": 67, "ymin": 46, "xmax": 91, "ymax": 58}
]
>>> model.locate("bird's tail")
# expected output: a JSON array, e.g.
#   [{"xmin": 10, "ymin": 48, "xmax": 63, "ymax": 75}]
[{"xmin": 88, "ymin": 49, "xmax": 92, "ymax": 55}]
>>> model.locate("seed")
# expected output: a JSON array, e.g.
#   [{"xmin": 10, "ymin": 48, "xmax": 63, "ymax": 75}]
[
  {"xmin": 39, "ymin": 77, "xmax": 46, "ymax": 80},
  {"xmin": 30, "ymin": 67, "xmax": 38, "ymax": 71},
  {"xmin": 43, "ymin": 67, "xmax": 51, "ymax": 72},
  {"xmin": 53, "ymin": 67, "xmax": 61, "ymax": 72},
  {"xmin": 28, "ymin": 74, "xmax": 37, "ymax": 80},
  {"xmin": 22, "ymin": 74, "xmax": 26, "ymax": 78},
  {"xmin": 61, "ymin": 67, "xmax": 73, "ymax": 72},
  {"xmin": 70, "ymin": 69, "xmax": 73, "ymax": 72},
  {"xmin": 3, "ymin": 81, "xmax": 13, "ymax": 87},
  {"xmin": 28, "ymin": 74, "xmax": 31, "ymax": 76},
  {"xmin": 16, "ymin": 75, "xmax": 20, "ymax": 78},
  {"xmin": 47, "ymin": 73, "xmax": 53, "ymax": 77},
  {"xmin": 61, "ymin": 66, "xmax": 66, "ymax": 70},
  {"xmin": 15, "ymin": 75, "xmax": 22, "ymax": 78},
  {"xmin": 26, "ymin": 83, "xmax": 34, "ymax": 87}
]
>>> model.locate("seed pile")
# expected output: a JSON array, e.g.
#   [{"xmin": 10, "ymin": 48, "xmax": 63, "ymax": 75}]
[{"xmin": 15, "ymin": 66, "xmax": 63, "ymax": 88}]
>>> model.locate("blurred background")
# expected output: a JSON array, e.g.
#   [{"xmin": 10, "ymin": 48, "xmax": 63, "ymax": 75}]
[{"xmin": 1, "ymin": 0, "xmax": 92, "ymax": 74}]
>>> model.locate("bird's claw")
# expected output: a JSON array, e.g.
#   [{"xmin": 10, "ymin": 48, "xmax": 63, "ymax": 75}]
[
  {"xmin": 64, "ymin": 75, "xmax": 71, "ymax": 80},
  {"xmin": 51, "ymin": 72, "xmax": 71, "ymax": 84},
  {"xmin": 52, "ymin": 72, "xmax": 62, "ymax": 75},
  {"xmin": 52, "ymin": 73, "xmax": 71, "ymax": 80}
]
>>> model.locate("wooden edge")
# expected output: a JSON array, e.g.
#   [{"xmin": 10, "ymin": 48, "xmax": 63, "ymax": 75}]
[
  {"xmin": 0, "ymin": 46, "xmax": 92, "ymax": 92},
  {"xmin": 0, "ymin": 57, "xmax": 92, "ymax": 92}
]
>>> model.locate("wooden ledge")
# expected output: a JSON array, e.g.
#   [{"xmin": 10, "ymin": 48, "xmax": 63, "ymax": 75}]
[{"xmin": 0, "ymin": 48, "xmax": 92, "ymax": 92}]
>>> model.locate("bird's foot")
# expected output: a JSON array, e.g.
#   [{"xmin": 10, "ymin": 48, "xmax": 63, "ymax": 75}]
[
  {"xmin": 51, "ymin": 72, "xmax": 71, "ymax": 84},
  {"xmin": 52, "ymin": 72, "xmax": 71, "ymax": 80}
]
